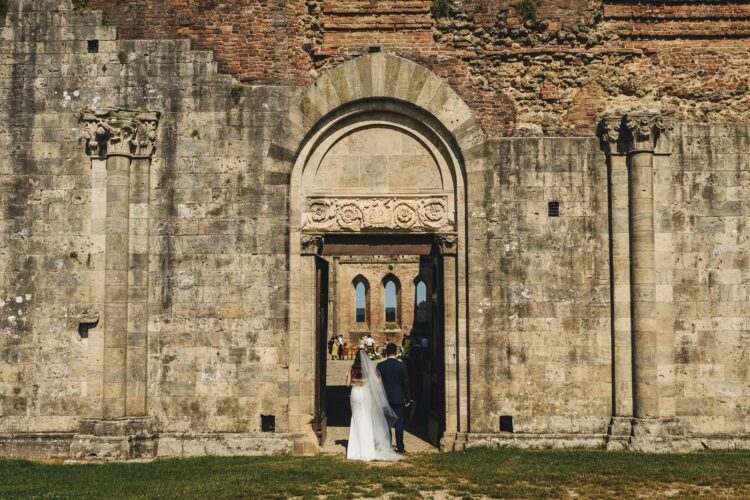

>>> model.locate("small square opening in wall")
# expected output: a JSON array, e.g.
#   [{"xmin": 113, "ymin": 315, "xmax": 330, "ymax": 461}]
[
  {"xmin": 368, "ymin": 45, "xmax": 381, "ymax": 53},
  {"xmin": 261, "ymin": 414, "xmax": 275, "ymax": 433},
  {"xmin": 548, "ymin": 201, "xmax": 560, "ymax": 217},
  {"xmin": 500, "ymin": 415, "xmax": 514, "ymax": 433},
  {"xmin": 87, "ymin": 40, "xmax": 99, "ymax": 53}
]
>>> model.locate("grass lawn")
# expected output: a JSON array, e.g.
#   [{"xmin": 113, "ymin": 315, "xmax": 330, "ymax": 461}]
[{"xmin": 1, "ymin": 448, "xmax": 749, "ymax": 499}]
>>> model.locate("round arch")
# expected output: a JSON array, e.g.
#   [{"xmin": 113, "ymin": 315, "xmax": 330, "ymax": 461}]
[{"xmin": 283, "ymin": 54, "xmax": 485, "ymax": 454}]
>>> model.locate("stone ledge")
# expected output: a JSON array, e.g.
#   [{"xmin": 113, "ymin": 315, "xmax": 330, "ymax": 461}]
[
  {"xmin": 0, "ymin": 431, "xmax": 314, "ymax": 460},
  {"xmin": 466, "ymin": 432, "xmax": 608, "ymax": 449}
]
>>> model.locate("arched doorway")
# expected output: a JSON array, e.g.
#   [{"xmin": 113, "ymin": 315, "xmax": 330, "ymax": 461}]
[{"xmin": 283, "ymin": 54, "xmax": 481, "ymax": 454}]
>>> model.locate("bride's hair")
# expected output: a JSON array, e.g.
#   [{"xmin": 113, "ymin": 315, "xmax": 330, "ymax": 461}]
[{"xmin": 351, "ymin": 349, "xmax": 364, "ymax": 379}]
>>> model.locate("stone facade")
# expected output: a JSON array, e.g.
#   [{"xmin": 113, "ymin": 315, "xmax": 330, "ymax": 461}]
[{"xmin": 0, "ymin": 0, "xmax": 748, "ymax": 459}]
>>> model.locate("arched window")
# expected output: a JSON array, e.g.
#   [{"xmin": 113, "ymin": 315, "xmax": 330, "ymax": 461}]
[
  {"xmin": 415, "ymin": 280, "xmax": 427, "ymax": 323},
  {"xmin": 353, "ymin": 276, "xmax": 369, "ymax": 324},
  {"xmin": 383, "ymin": 275, "xmax": 401, "ymax": 324}
]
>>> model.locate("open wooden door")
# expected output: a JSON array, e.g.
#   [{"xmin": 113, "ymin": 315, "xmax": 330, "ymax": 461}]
[
  {"xmin": 313, "ymin": 255, "xmax": 329, "ymax": 445},
  {"xmin": 426, "ymin": 251, "xmax": 446, "ymax": 446}
]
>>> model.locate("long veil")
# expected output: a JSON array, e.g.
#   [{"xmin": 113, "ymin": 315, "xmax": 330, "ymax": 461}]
[{"xmin": 358, "ymin": 350, "xmax": 402, "ymax": 460}]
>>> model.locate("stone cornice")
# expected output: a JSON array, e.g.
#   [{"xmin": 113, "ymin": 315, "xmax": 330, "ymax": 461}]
[
  {"xmin": 81, "ymin": 108, "xmax": 161, "ymax": 159},
  {"xmin": 599, "ymin": 113, "xmax": 674, "ymax": 156}
]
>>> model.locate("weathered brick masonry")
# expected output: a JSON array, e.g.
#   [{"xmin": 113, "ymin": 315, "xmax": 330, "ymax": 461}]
[
  {"xmin": 88, "ymin": 0, "xmax": 750, "ymax": 136},
  {"xmin": 0, "ymin": 0, "xmax": 749, "ymax": 459}
]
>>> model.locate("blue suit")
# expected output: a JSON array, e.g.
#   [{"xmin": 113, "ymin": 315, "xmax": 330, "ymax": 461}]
[{"xmin": 377, "ymin": 357, "xmax": 410, "ymax": 452}]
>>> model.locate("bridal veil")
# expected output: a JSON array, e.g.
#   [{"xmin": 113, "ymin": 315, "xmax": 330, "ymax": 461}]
[{"xmin": 358, "ymin": 350, "xmax": 402, "ymax": 461}]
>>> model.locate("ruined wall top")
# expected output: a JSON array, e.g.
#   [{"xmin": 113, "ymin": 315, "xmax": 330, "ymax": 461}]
[{"xmin": 40, "ymin": 1, "xmax": 750, "ymax": 136}]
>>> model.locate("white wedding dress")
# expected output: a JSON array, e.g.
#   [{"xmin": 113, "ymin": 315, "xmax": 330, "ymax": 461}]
[{"xmin": 347, "ymin": 352, "xmax": 402, "ymax": 461}]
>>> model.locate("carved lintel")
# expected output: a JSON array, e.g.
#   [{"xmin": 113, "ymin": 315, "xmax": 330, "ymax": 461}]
[
  {"xmin": 302, "ymin": 196, "xmax": 454, "ymax": 232},
  {"xmin": 300, "ymin": 234, "xmax": 324, "ymax": 255},
  {"xmin": 434, "ymin": 234, "xmax": 458, "ymax": 255},
  {"xmin": 81, "ymin": 108, "xmax": 161, "ymax": 159},
  {"xmin": 599, "ymin": 113, "xmax": 674, "ymax": 156}
]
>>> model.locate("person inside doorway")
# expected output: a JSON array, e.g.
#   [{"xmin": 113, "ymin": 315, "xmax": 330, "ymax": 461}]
[
  {"xmin": 365, "ymin": 334, "xmax": 375, "ymax": 355},
  {"xmin": 328, "ymin": 335, "xmax": 336, "ymax": 360}
]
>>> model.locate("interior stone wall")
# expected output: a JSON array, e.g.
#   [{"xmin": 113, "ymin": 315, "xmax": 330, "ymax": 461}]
[{"xmin": 332, "ymin": 256, "xmax": 424, "ymax": 347}]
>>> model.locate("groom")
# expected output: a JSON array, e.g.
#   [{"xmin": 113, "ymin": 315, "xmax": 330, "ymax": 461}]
[{"xmin": 377, "ymin": 342, "xmax": 410, "ymax": 453}]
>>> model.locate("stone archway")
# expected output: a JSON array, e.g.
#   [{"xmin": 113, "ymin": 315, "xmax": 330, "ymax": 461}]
[{"xmin": 279, "ymin": 54, "xmax": 486, "ymax": 453}]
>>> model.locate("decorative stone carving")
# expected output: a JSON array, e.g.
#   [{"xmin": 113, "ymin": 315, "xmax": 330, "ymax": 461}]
[
  {"xmin": 302, "ymin": 196, "xmax": 453, "ymax": 232},
  {"xmin": 599, "ymin": 116, "xmax": 622, "ymax": 155},
  {"xmin": 81, "ymin": 108, "xmax": 161, "ymax": 158},
  {"xmin": 300, "ymin": 234, "xmax": 324, "ymax": 255},
  {"xmin": 599, "ymin": 113, "xmax": 674, "ymax": 156},
  {"xmin": 434, "ymin": 234, "xmax": 458, "ymax": 255}
]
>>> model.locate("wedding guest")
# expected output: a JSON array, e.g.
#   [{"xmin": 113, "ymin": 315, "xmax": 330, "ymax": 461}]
[
  {"xmin": 331, "ymin": 337, "xmax": 339, "ymax": 360},
  {"xmin": 402, "ymin": 331, "xmax": 412, "ymax": 359},
  {"xmin": 328, "ymin": 335, "xmax": 335, "ymax": 360}
]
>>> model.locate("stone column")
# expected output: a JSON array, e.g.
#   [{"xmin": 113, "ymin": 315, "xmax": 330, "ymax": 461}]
[
  {"xmin": 600, "ymin": 116, "xmax": 634, "ymax": 446},
  {"xmin": 103, "ymin": 153, "xmax": 130, "ymax": 418},
  {"xmin": 435, "ymin": 234, "xmax": 463, "ymax": 451},
  {"xmin": 82, "ymin": 109, "xmax": 160, "ymax": 419},
  {"xmin": 600, "ymin": 113, "xmax": 674, "ymax": 450}
]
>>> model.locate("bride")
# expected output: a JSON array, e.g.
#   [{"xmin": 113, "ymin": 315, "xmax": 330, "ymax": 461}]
[{"xmin": 345, "ymin": 349, "xmax": 402, "ymax": 461}]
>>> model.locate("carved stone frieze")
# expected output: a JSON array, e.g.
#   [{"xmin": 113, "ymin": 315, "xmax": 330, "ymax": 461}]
[
  {"xmin": 599, "ymin": 113, "xmax": 674, "ymax": 156},
  {"xmin": 81, "ymin": 108, "xmax": 161, "ymax": 158},
  {"xmin": 302, "ymin": 196, "xmax": 453, "ymax": 232}
]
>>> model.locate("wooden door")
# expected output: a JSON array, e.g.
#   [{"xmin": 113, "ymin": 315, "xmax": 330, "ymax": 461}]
[
  {"xmin": 427, "ymin": 252, "xmax": 446, "ymax": 446},
  {"xmin": 313, "ymin": 255, "xmax": 329, "ymax": 445}
]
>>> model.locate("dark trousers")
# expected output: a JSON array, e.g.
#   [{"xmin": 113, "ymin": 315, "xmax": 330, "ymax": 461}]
[{"xmin": 390, "ymin": 403, "xmax": 406, "ymax": 452}]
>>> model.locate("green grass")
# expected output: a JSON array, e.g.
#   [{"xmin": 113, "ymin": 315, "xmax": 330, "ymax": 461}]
[
  {"xmin": 1, "ymin": 448, "xmax": 749, "ymax": 499},
  {"xmin": 431, "ymin": 0, "xmax": 449, "ymax": 19}
]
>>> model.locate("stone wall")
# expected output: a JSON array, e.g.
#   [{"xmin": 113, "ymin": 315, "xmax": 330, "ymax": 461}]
[
  {"xmin": 467, "ymin": 136, "xmax": 612, "ymax": 438},
  {"xmin": 0, "ymin": 0, "xmax": 749, "ymax": 458},
  {"xmin": 0, "ymin": 0, "xmax": 294, "ymax": 456},
  {"xmin": 668, "ymin": 124, "xmax": 750, "ymax": 438}
]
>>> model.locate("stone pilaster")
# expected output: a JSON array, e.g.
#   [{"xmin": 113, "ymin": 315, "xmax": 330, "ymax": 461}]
[
  {"xmin": 82, "ymin": 109, "xmax": 160, "ymax": 418},
  {"xmin": 600, "ymin": 112, "xmax": 675, "ymax": 451}
]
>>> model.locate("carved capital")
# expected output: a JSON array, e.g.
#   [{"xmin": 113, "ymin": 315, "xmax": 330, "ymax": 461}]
[
  {"xmin": 302, "ymin": 196, "xmax": 454, "ymax": 233},
  {"xmin": 434, "ymin": 234, "xmax": 458, "ymax": 255},
  {"xmin": 300, "ymin": 234, "xmax": 323, "ymax": 255},
  {"xmin": 81, "ymin": 108, "xmax": 161, "ymax": 159},
  {"xmin": 599, "ymin": 116, "xmax": 622, "ymax": 155},
  {"xmin": 599, "ymin": 113, "xmax": 674, "ymax": 156}
]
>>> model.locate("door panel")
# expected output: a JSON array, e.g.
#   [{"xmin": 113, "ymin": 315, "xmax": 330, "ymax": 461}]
[
  {"xmin": 427, "ymin": 252, "xmax": 445, "ymax": 446},
  {"xmin": 313, "ymin": 256, "xmax": 329, "ymax": 445}
]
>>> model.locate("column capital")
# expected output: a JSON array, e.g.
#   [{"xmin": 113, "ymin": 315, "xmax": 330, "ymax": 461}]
[
  {"xmin": 300, "ymin": 234, "xmax": 324, "ymax": 255},
  {"xmin": 599, "ymin": 112, "xmax": 674, "ymax": 156},
  {"xmin": 81, "ymin": 108, "xmax": 161, "ymax": 159},
  {"xmin": 434, "ymin": 234, "xmax": 458, "ymax": 256}
]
